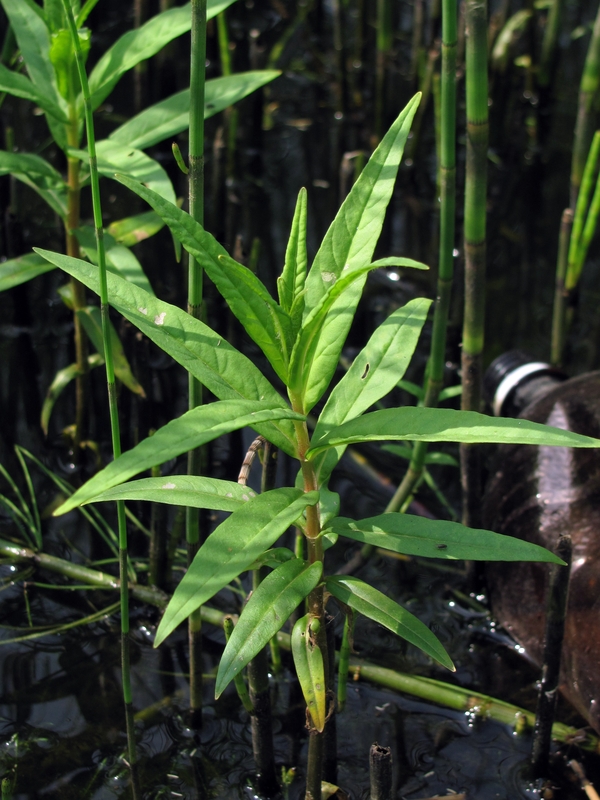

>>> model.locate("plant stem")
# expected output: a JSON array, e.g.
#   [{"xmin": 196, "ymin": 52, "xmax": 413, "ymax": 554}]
[
  {"xmin": 66, "ymin": 116, "xmax": 88, "ymax": 456},
  {"xmin": 61, "ymin": 6, "xmax": 139, "ymax": 794},
  {"xmin": 291, "ymin": 413, "xmax": 327, "ymax": 800},
  {"xmin": 538, "ymin": 0, "xmax": 564, "ymax": 87},
  {"xmin": 369, "ymin": 743, "xmax": 393, "ymax": 800},
  {"xmin": 461, "ymin": 0, "xmax": 488, "ymax": 529},
  {"xmin": 531, "ymin": 533, "xmax": 572, "ymax": 778},
  {"xmin": 187, "ymin": 0, "xmax": 208, "ymax": 723},
  {"xmin": 387, "ymin": 0, "xmax": 457, "ymax": 514},
  {"xmin": 550, "ymin": 208, "xmax": 573, "ymax": 366},
  {"xmin": 248, "ymin": 569, "xmax": 279, "ymax": 797},
  {"xmin": 223, "ymin": 616, "xmax": 254, "ymax": 713},
  {"xmin": 570, "ymin": 3, "xmax": 600, "ymax": 209}
]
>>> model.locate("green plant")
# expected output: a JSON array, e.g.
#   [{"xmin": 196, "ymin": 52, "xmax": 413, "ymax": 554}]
[
  {"xmin": 0, "ymin": 0, "xmax": 279, "ymax": 444},
  {"xmin": 32, "ymin": 94, "xmax": 600, "ymax": 797}
]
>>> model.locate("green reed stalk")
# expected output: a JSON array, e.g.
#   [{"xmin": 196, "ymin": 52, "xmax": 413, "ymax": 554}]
[
  {"xmin": 538, "ymin": 0, "xmax": 564, "ymax": 87},
  {"xmin": 460, "ymin": 0, "xmax": 488, "ymax": 528},
  {"xmin": 566, "ymin": 130, "xmax": 600, "ymax": 291},
  {"xmin": 375, "ymin": 0, "xmax": 392, "ymax": 138},
  {"xmin": 61, "ymin": 4, "xmax": 139, "ymax": 795},
  {"xmin": 387, "ymin": 0, "xmax": 457, "ymax": 514},
  {"xmin": 187, "ymin": 0, "xmax": 208, "ymax": 722},
  {"xmin": 217, "ymin": 10, "xmax": 238, "ymax": 179},
  {"xmin": 551, "ymin": 132, "xmax": 600, "ymax": 365},
  {"xmin": 570, "ymin": 3, "xmax": 600, "ymax": 209},
  {"xmin": 551, "ymin": 208, "xmax": 573, "ymax": 366}
]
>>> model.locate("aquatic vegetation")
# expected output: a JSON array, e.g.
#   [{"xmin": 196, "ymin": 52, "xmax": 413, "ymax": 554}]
[{"xmin": 3, "ymin": 0, "xmax": 600, "ymax": 797}]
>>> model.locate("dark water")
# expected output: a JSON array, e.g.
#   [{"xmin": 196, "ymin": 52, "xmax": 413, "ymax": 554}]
[{"xmin": 3, "ymin": 0, "xmax": 600, "ymax": 796}]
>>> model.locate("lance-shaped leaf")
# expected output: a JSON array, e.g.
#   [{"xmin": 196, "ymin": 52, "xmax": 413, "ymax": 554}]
[
  {"xmin": 73, "ymin": 142, "xmax": 176, "ymax": 206},
  {"xmin": 278, "ymin": 188, "xmax": 308, "ymax": 320},
  {"xmin": 290, "ymin": 259, "xmax": 427, "ymax": 412},
  {"xmin": 86, "ymin": 475, "xmax": 258, "ymax": 512},
  {"xmin": 0, "ymin": 253, "xmax": 57, "ymax": 293},
  {"xmin": 312, "ymin": 297, "xmax": 432, "ymax": 483},
  {"xmin": 325, "ymin": 576, "xmax": 454, "ymax": 671},
  {"xmin": 108, "ymin": 71, "xmax": 281, "ymax": 151},
  {"xmin": 54, "ymin": 400, "xmax": 305, "ymax": 515},
  {"xmin": 86, "ymin": 0, "xmax": 237, "ymax": 110},
  {"xmin": 325, "ymin": 515, "xmax": 566, "ymax": 564},
  {"xmin": 307, "ymin": 406, "xmax": 600, "ymax": 458},
  {"xmin": 155, "ymin": 488, "xmax": 319, "ymax": 646},
  {"xmin": 33, "ymin": 249, "xmax": 298, "ymax": 455},
  {"xmin": 115, "ymin": 175, "xmax": 293, "ymax": 381},
  {"xmin": 247, "ymin": 547, "xmax": 296, "ymax": 570},
  {"xmin": 215, "ymin": 559, "xmax": 322, "ymax": 698},
  {"xmin": 293, "ymin": 96, "xmax": 421, "ymax": 411},
  {"xmin": 107, "ymin": 210, "xmax": 164, "ymax": 247},
  {"xmin": 304, "ymin": 95, "xmax": 421, "ymax": 312},
  {"xmin": 41, "ymin": 353, "xmax": 104, "ymax": 435},
  {"xmin": 76, "ymin": 306, "xmax": 145, "ymax": 397},
  {"xmin": 383, "ymin": 444, "xmax": 459, "ymax": 466},
  {"xmin": 0, "ymin": 62, "xmax": 67, "ymax": 122},
  {"xmin": 291, "ymin": 613, "xmax": 327, "ymax": 731},
  {"xmin": 76, "ymin": 225, "xmax": 155, "ymax": 295},
  {"xmin": 0, "ymin": 152, "xmax": 67, "ymax": 218},
  {"xmin": 1, "ymin": 0, "xmax": 65, "ymax": 117}
]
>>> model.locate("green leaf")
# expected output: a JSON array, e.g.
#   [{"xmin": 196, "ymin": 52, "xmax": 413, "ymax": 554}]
[
  {"xmin": 1, "ymin": 0, "xmax": 65, "ymax": 118},
  {"xmin": 370, "ymin": 257, "xmax": 430, "ymax": 269},
  {"xmin": 307, "ymin": 406, "xmax": 600, "ymax": 458},
  {"xmin": 291, "ymin": 259, "xmax": 428, "ymax": 413},
  {"xmin": 74, "ymin": 141, "xmax": 176, "ymax": 206},
  {"xmin": 41, "ymin": 353, "xmax": 104, "ymax": 435},
  {"xmin": 397, "ymin": 379, "xmax": 424, "ymax": 400},
  {"xmin": 215, "ymin": 559, "xmax": 322, "ymax": 698},
  {"xmin": 49, "ymin": 26, "xmax": 90, "ymax": 103},
  {"xmin": 0, "ymin": 151, "xmax": 67, "ymax": 218},
  {"xmin": 76, "ymin": 0, "xmax": 100, "ymax": 27},
  {"xmin": 33, "ymin": 248, "xmax": 298, "ymax": 456},
  {"xmin": 87, "ymin": 0, "xmax": 237, "ymax": 111},
  {"xmin": 75, "ymin": 225, "xmax": 155, "ymax": 295},
  {"xmin": 278, "ymin": 187, "xmax": 307, "ymax": 320},
  {"xmin": 294, "ymin": 96, "xmax": 420, "ymax": 410},
  {"xmin": 382, "ymin": 444, "xmax": 459, "ymax": 467},
  {"xmin": 304, "ymin": 94, "xmax": 421, "ymax": 313},
  {"xmin": 85, "ymin": 475, "xmax": 258, "ymax": 511},
  {"xmin": 325, "ymin": 514, "xmax": 566, "ymax": 564},
  {"xmin": 438, "ymin": 385, "xmax": 462, "ymax": 402},
  {"xmin": 0, "ymin": 62, "xmax": 68, "ymax": 122},
  {"xmin": 0, "ymin": 253, "xmax": 56, "ymax": 292},
  {"xmin": 54, "ymin": 400, "xmax": 305, "ymax": 516},
  {"xmin": 115, "ymin": 174, "xmax": 293, "ymax": 381},
  {"xmin": 325, "ymin": 575, "xmax": 454, "ymax": 671},
  {"xmin": 312, "ymin": 297, "xmax": 432, "ymax": 482},
  {"xmin": 247, "ymin": 547, "xmax": 296, "ymax": 570},
  {"xmin": 291, "ymin": 613, "xmax": 327, "ymax": 731},
  {"xmin": 109, "ymin": 71, "xmax": 280, "ymax": 151},
  {"xmin": 76, "ymin": 306, "xmax": 146, "ymax": 397},
  {"xmin": 155, "ymin": 488, "xmax": 319, "ymax": 646},
  {"xmin": 107, "ymin": 210, "xmax": 165, "ymax": 247}
]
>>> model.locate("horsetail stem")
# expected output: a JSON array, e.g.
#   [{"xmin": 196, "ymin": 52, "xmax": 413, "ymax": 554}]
[{"xmin": 61, "ymin": 3, "xmax": 139, "ymax": 796}]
